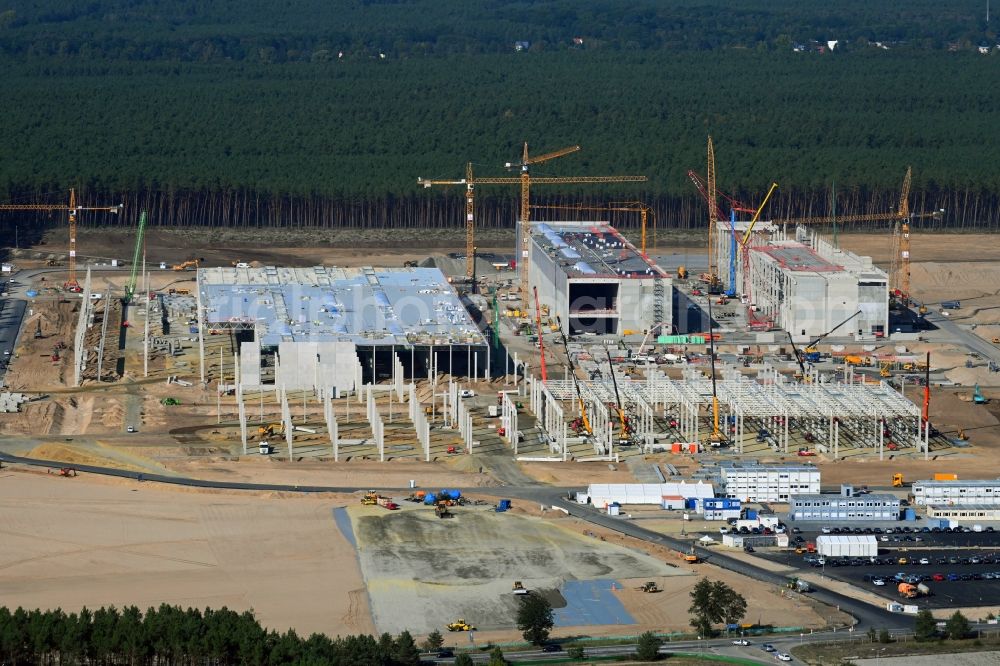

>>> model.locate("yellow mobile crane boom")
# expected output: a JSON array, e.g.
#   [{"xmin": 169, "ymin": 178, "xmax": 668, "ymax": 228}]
[
  {"xmin": 555, "ymin": 316, "xmax": 592, "ymax": 435},
  {"xmin": 0, "ymin": 188, "xmax": 123, "ymax": 291}
]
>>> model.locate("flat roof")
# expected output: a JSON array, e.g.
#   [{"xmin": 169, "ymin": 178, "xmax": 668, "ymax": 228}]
[
  {"xmin": 756, "ymin": 242, "xmax": 844, "ymax": 273},
  {"xmin": 791, "ymin": 493, "xmax": 899, "ymax": 503},
  {"xmin": 718, "ymin": 462, "xmax": 819, "ymax": 473},
  {"xmin": 531, "ymin": 221, "xmax": 666, "ymax": 279},
  {"xmin": 914, "ymin": 480, "xmax": 1000, "ymax": 488},
  {"xmin": 199, "ymin": 266, "xmax": 486, "ymax": 347},
  {"xmin": 928, "ymin": 504, "xmax": 1000, "ymax": 511}
]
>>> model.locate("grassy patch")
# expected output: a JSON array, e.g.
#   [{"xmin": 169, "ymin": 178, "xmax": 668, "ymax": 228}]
[{"xmin": 791, "ymin": 635, "xmax": 1000, "ymax": 665}]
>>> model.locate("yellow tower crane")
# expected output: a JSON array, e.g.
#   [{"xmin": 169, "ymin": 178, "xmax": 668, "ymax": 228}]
[
  {"xmin": 528, "ymin": 201, "xmax": 654, "ymax": 255},
  {"xmin": 0, "ymin": 188, "xmax": 123, "ymax": 291},
  {"xmin": 772, "ymin": 167, "xmax": 942, "ymax": 305},
  {"xmin": 419, "ymin": 143, "xmax": 647, "ymax": 295},
  {"xmin": 706, "ymin": 136, "xmax": 719, "ymax": 293}
]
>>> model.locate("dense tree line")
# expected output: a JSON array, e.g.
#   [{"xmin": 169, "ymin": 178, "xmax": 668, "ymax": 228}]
[
  {"xmin": 0, "ymin": 604, "xmax": 424, "ymax": 666},
  {"xmin": 0, "ymin": 0, "xmax": 995, "ymax": 61},
  {"xmin": 1, "ymin": 2, "xmax": 999, "ymax": 236}
]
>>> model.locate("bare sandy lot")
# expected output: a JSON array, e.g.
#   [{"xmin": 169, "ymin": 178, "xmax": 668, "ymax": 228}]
[{"xmin": 0, "ymin": 470, "xmax": 372, "ymax": 636}]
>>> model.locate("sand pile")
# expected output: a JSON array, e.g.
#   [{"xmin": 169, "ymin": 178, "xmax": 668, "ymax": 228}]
[{"xmin": 26, "ymin": 442, "xmax": 144, "ymax": 472}]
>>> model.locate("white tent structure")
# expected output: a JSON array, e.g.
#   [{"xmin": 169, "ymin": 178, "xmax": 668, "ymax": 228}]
[
  {"xmin": 587, "ymin": 482, "xmax": 714, "ymax": 507},
  {"xmin": 816, "ymin": 534, "xmax": 877, "ymax": 557}
]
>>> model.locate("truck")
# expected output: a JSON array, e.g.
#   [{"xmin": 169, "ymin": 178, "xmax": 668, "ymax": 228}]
[
  {"xmin": 941, "ymin": 300, "xmax": 961, "ymax": 310},
  {"xmin": 898, "ymin": 583, "xmax": 918, "ymax": 599},
  {"xmin": 933, "ymin": 473, "xmax": 958, "ymax": 481}
]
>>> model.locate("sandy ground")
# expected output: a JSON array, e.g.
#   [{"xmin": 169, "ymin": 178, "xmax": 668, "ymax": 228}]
[
  {"xmin": 167, "ymin": 458, "xmax": 496, "ymax": 489},
  {"xmin": 348, "ymin": 498, "xmax": 844, "ymax": 643},
  {"xmin": 0, "ymin": 470, "xmax": 372, "ymax": 636}
]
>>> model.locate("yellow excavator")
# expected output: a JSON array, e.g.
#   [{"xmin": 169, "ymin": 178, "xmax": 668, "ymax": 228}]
[
  {"xmin": 172, "ymin": 259, "xmax": 200, "ymax": 271},
  {"xmin": 258, "ymin": 423, "xmax": 284, "ymax": 437}
]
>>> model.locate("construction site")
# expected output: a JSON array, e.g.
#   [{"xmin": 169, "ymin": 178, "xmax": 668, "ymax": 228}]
[{"xmin": 3, "ymin": 140, "xmax": 1000, "ymax": 647}]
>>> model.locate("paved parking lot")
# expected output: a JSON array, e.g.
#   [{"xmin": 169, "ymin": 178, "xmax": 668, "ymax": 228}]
[{"xmin": 759, "ymin": 546, "xmax": 1000, "ymax": 608}]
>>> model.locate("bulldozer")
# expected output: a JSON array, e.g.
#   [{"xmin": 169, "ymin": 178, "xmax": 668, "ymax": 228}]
[
  {"xmin": 637, "ymin": 581, "xmax": 661, "ymax": 593},
  {"xmin": 512, "ymin": 581, "xmax": 529, "ymax": 595},
  {"xmin": 892, "ymin": 473, "xmax": 905, "ymax": 487},
  {"xmin": 361, "ymin": 490, "xmax": 379, "ymax": 506},
  {"xmin": 447, "ymin": 619, "xmax": 475, "ymax": 632}
]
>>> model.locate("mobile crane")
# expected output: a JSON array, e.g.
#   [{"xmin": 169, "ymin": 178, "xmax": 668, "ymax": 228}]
[
  {"xmin": 555, "ymin": 316, "xmax": 592, "ymax": 436},
  {"xmin": 605, "ymin": 348, "xmax": 633, "ymax": 446}
]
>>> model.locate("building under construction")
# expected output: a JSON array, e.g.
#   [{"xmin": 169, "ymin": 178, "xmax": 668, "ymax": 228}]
[
  {"xmin": 197, "ymin": 265, "xmax": 489, "ymax": 389},
  {"xmin": 529, "ymin": 222, "xmax": 671, "ymax": 336},
  {"xmin": 715, "ymin": 224, "xmax": 889, "ymax": 338}
]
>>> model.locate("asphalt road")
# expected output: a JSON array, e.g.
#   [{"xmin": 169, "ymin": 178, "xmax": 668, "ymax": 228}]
[
  {"xmin": 502, "ymin": 487, "xmax": 916, "ymax": 632},
  {"xmin": 923, "ymin": 310, "xmax": 1000, "ymax": 367},
  {"xmin": 761, "ymin": 547, "xmax": 1000, "ymax": 609}
]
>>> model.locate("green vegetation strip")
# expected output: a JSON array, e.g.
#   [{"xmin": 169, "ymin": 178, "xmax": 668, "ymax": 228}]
[{"xmin": 791, "ymin": 635, "xmax": 1000, "ymax": 664}]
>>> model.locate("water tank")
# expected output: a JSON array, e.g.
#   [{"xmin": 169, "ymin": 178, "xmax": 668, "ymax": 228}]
[{"xmin": 423, "ymin": 493, "xmax": 437, "ymax": 505}]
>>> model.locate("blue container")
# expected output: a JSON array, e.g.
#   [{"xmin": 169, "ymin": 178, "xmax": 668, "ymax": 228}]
[
  {"xmin": 904, "ymin": 508, "xmax": 916, "ymax": 521},
  {"xmin": 685, "ymin": 498, "xmax": 698, "ymax": 510},
  {"xmin": 746, "ymin": 509, "xmax": 758, "ymax": 520},
  {"xmin": 449, "ymin": 489, "xmax": 462, "ymax": 500},
  {"xmin": 423, "ymin": 493, "xmax": 437, "ymax": 505}
]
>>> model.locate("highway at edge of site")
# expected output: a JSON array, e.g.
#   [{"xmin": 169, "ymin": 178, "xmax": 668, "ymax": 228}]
[{"xmin": 0, "ymin": 449, "xmax": 918, "ymax": 640}]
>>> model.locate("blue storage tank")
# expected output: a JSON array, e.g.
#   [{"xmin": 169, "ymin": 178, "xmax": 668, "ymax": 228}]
[{"xmin": 423, "ymin": 493, "xmax": 437, "ymax": 505}]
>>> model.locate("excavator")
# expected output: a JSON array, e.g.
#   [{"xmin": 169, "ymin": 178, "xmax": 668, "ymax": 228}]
[
  {"xmin": 172, "ymin": 259, "xmax": 200, "ymax": 271},
  {"xmin": 555, "ymin": 316, "xmax": 592, "ymax": 438},
  {"xmin": 258, "ymin": 423, "xmax": 284, "ymax": 437},
  {"xmin": 605, "ymin": 348, "xmax": 634, "ymax": 446}
]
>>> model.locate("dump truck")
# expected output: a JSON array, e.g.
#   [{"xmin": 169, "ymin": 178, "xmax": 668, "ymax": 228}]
[
  {"xmin": 934, "ymin": 473, "xmax": 958, "ymax": 481},
  {"xmin": 377, "ymin": 497, "xmax": 399, "ymax": 510},
  {"xmin": 447, "ymin": 619, "xmax": 475, "ymax": 632}
]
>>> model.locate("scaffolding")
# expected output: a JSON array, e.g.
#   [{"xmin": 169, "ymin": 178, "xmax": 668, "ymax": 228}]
[{"xmin": 531, "ymin": 365, "xmax": 922, "ymax": 460}]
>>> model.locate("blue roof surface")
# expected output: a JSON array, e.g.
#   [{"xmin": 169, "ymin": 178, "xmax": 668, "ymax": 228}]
[{"xmin": 199, "ymin": 266, "xmax": 485, "ymax": 347}]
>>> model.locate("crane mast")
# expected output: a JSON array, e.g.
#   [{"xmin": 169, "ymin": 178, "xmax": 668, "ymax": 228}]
[
  {"xmin": 0, "ymin": 188, "xmax": 123, "ymax": 291},
  {"xmin": 124, "ymin": 211, "xmax": 148, "ymax": 303},
  {"xmin": 533, "ymin": 286, "xmax": 548, "ymax": 382},
  {"xmin": 420, "ymin": 143, "xmax": 647, "ymax": 297}
]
